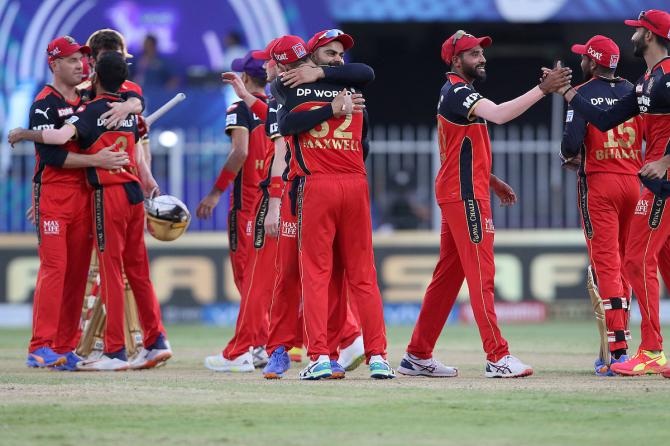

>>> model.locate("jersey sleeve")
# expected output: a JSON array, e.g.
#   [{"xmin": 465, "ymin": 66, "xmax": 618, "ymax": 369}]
[
  {"xmin": 65, "ymin": 105, "xmax": 95, "ymax": 150},
  {"xmin": 266, "ymin": 100, "xmax": 281, "ymax": 140},
  {"xmin": 568, "ymin": 88, "xmax": 638, "ymax": 132},
  {"xmin": 225, "ymin": 102, "xmax": 252, "ymax": 136},
  {"xmin": 277, "ymin": 104, "xmax": 333, "ymax": 136},
  {"xmin": 560, "ymin": 105, "xmax": 587, "ymax": 159},
  {"xmin": 321, "ymin": 63, "xmax": 375, "ymax": 88},
  {"xmin": 445, "ymin": 83, "xmax": 484, "ymax": 121},
  {"xmin": 120, "ymin": 90, "xmax": 146, "ymax": 112},
  {"xmin": 29, "ymin": 98, "xmax": 69, "ymax": 167}
]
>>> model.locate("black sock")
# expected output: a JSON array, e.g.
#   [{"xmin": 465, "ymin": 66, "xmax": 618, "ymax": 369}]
[{"xmin": 612, "ymin": 349, "xmax": 626, "ymax": 360}]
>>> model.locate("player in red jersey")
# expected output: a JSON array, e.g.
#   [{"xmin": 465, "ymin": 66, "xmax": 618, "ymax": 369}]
[
  {"xmin": 12, "ymin": 36, "xmax": 129, "ymax": 369},
  {"xmin": 399, "ymin": 30, "xmax": 570, "ymax": 378},
  {"xmin": 560, "ymin": 35, "xmax": 644, "ymax": 376},
  {"xmin": 560, "ymin": 10, "xmax": 670, "ymax": 376},
  {"xmin": 11, "ymin": 52, "xmax": 170, "ymax": 371}
]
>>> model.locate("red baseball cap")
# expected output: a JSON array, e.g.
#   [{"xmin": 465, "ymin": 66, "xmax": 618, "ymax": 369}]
[
  {"xmin": 47, "ymin": 36, "xmax": 91, "ymax": 63},
  {"xmin": 624, "ymin": 10, "xmax": 670, "ymax": 40},
  {"xmin": 307, "ymin": 29, "xmax": 354, "ymax": 53},
  {"xmin": 269, "ymin": 35, "xmax": 308, "ymax": 64},
  {"xmin": 441, "ymin": 31, "xmax": 492, "ymax": 64},
  {"xmin": 252, "ymin": 38, "xmax": 280, "ymax": 61},
  {"xmin": 571, "ymin": 35, "xmax": 620, "ymax": 69}
]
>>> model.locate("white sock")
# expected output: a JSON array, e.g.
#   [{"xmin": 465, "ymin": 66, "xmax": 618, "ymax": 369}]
[
  {"xmin": 370, "ymin": 355, "xmax": 384, "ymax": 363},
  {"xmin": 317, "ymin": 355, "xmax": 329, "ymax": 364}
]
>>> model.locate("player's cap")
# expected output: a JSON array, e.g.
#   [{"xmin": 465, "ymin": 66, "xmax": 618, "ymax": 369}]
[
  {"xmin": 252, "ymin": 38, "xmax": 280, "ymax": 61},
  {"xmin": 625, "ymin": 10, "xmax": 670, "ymax": 41},
  {"xmin": 47, "ymin": 36, "xmax": 91, "ymax": 63},
  {"xmin": 231, "ymin": 51, "xmax": 267, "ymax": 78},
  {"xmin": 307, "ymin": 29, "xmax": 354, "ymax": 53},
  {"xmin": 441, "ymin": 30, "xmax": 492, "ymax": 64},
  {"xmin": 571, "ymin": 35, "xmax": 620, "ymax": 69},
  {"xmin": 270, "ymin": 35, "xmax": 308, "ymax": 64}
]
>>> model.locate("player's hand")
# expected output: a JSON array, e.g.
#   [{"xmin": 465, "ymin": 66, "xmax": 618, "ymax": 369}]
[
  {"xmin": 264, "ymin": 198, "xmax": 281, "ymax": 237},
  {"xmin": 560, "ymin": 153, "xmax": 581, "ymax": 172},
  {"xmin": 491, "ymin": 175, "xmax": 517, "ymax": 207},
  {"xmin": 639, "ymin": 158, "xmax": 670, "ymax": 180},
  {"xmin": 332, "ymin": 89, "xmax": 353, "ymax": 117},
  {"xmin": 8, "ymin": 128, "xmax": 25, "ymax": 147},
  {"xmin": 196, "ymin": 190, "xmax": 222, "ymax": 219},
  {"xmin": 539, "ymin": 62, "xmax": 572, "ymax": 94},
  {"xmin": 351, "ymin": 93, "xmax": 366, "ymax": 113},
  {"xmin": 221, "ymin": 72, "xmax": 253, "ymax": 101},
  {"xmin": 93, "ymin": 145, "xmax": 129, "ymax": 170},
  {"xmin": 26, "ymin": 206, "xmax": 35, "ymax": 226},
  {"xmin": 141, "ymin": 174, "xmax": 160, "ymax": 198},
  {"xmin": 101, "ymin": 102, "xmax": 132, "ymax": 129},
  {"xmin": 281, "ymin": 65, "xmax": 324, "ymax": 88}
]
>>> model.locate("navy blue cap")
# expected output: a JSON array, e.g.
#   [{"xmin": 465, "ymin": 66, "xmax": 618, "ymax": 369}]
[
  {"xmin": 231, "ymin": 50, "xmax": 266, "ymax": 78},
  {"xmin": 640, "ymin": 175, "xmax": 670, "ymax": 199}
]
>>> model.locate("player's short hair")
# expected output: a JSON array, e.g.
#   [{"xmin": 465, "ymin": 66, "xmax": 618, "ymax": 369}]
[
  {"xmin": 88, "ymin": 30, "xmax": 125, "ymax": 60},
  {"xmin": 96, "ymin": 51, "xmax": 128, "ymax": 93},
  {"xmin": 653, "ymin": 33, "xmax": 670, "ymax": 51},
  {"xmin": 247, "ymin": 74, "xmax": 267, "ymax": 89}
]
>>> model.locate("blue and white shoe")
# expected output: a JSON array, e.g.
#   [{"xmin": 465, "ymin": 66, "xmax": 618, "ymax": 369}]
[
  {"xmin": 26, "ymin": 346, "xmax": 65, "ymax": 368},
  {"xmin": 51, "ymin": 351, "xmax": 82, "ymax": 371},
  {"xmin": 326, "ymin": 360, "xmax": 345, "ymax": 379},
  {"xmin": 594, "ymin": 355, "xmax": 628, "ymax": 377},
  {"xmin": 369, "ymin": 355, "xmax": 396, "ymax": 379},
  {"xmin": 263, "ymin": 346, "xmax": 291, "ymax": 379},
  {"xmin": 299, "ymin": 356, "xmax": 332, "ymax": 380}
]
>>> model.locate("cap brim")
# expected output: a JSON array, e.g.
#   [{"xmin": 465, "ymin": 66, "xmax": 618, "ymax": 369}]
[
  {"xmin": 571, "ymin": 44, "xmax": 587, "ymax": 55},
  {"xmin": 251, "ymin": 49, "xmax": 271, "ymax": 60},
  {"xmin": 624, "ymin": 19, "xmax": 644, "ymax": 27},
  {"xmin": 333, "ymin": 34, "xmax": 354, "ymax": 51},
  {"xmin": 477, "ymin": 36, "xmax": 492, "ymax": 48}
]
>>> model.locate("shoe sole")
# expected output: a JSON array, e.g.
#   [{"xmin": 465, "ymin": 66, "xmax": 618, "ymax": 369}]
[
  {"xmin": 77, "ymin": 366, "xmax": 129, "ymax": 372},
  {"xmin": 343, "ymin": 354, "xmax": 366, "ymax": 372},
  {"xmin": 397, "ymin": 366, "xmax": 458, "ymax": 378},
  {"xmin": 300, "ymin": 370, "xmax": 332, "ymax": 380},
  {"xmin": 611, "ymin": 367, "xmax": 665, "ymax": 376},
  {"xmin": 370, "ymin": 372, "xmax": 396, "ymax": 379},
  {"xmin": 326, "ymin": 371, "xmax": 345, "ymax": 379},
  {"xmin": 134, "ymin": 352, "xmax": 173, "ymax": 370},
  {"xmin": 27, "ymin": 356, "xmax": 67, "ymax": 368},
  {"xmin": 263, "ymin": 373, "xmax": 283, "ymax": 379},
  {"xmin": 485, "ymin": 368, "xmax": 533, "ymax": 378}
]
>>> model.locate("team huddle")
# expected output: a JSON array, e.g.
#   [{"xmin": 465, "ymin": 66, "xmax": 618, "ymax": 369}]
[{"xmin": 8, "ymin": 9, "xmax": 670, "ymax": 380}]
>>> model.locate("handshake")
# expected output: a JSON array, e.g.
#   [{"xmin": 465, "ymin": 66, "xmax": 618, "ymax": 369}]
[{"xmin": 538, "ymin": 61, "xmax": 573, "ymax": 95}]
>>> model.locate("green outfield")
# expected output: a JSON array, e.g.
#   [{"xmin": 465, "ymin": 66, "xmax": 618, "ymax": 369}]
[{"xmin": 1, "ymin": 322, "xmax": 668, "ymax": 446}]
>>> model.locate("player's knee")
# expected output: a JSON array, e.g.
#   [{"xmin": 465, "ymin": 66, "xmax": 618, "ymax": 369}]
[{"xmin": 623, "ymin": 254, "xmax": 643, "ymax": 280}]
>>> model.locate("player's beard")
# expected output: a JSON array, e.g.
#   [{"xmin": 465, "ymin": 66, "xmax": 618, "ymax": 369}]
[
  {"xmin": 632, "ymin": 34, "xmax": 647, "ymax": 58},
  {"xmin": 464, "ymin": 63, "xmax": 487, "ymax": 82}
]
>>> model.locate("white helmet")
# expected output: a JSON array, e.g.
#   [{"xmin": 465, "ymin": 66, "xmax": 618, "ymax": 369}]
[{"xmin": 144, "ymin": 195, "xmax": 191, "ymax": 241}]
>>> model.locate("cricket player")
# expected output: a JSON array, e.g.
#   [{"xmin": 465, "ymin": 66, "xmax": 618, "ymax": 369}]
[
  {"xmin": 559, "ymin": 9, "xmax": 670, "ymax": 376},
  {"xmin": 17, "ymin": 36, "xmax": 130, "ymax": 369},
  {"xmin": 10, "ymin": 52, "xmax": 170, "ymax": 371},
  {"xmin": 400, "ymin": 31, "xmax": 570, "ymax": 378},
  {"xmin": 560, "ymin": 35, "xmax": 644, "ymax": 376},
  {"xmin": 267, "ymin": 35, "xmax": 394, "ymax": 380}
]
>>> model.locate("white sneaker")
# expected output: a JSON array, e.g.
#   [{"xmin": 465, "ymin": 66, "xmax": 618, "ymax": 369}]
[
  {"xmin": 130, "ymin": 344, "xmax": 173, "ymax": 370},
  {"xmin": 397, "ymin": 353, "xmax": 458, "ymax": 377},
  {"xmin": 485, "ymin": 355, "xmax": 533, "ymax": 378},
  {"xmin": 337, "ymin": 335, "xmax": 365, "ymax": 371},
  {"xmin": 204, "ymin": 352, "xmax": 254, "ymax": 372},
  {"xmin": 77, "ymin": 355, "xmax": 129, "ymax": 371},
  {"xmin": 251, "ymin": 346, "xmax": 269, "ymax": 368}
]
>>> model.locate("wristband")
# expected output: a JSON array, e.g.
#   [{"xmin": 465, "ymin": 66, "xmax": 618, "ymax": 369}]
[
  {"xmin": 215, "ymin": 169, "xmax": 237, "ymax": 192},
  {"xmin": 561, "ymin": 86, "xmax": 574, "ymax": 97},
  {"xmin": 269, "ymin": 176, "xmax": 284, "ymax": 198},
  {"xmin": 250, "ymin": 99, "xmax": 268, "ymax": 121}
]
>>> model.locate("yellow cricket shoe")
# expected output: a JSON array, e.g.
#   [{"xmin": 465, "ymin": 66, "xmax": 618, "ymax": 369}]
[{"xmin": 288, "ymin": 347, "xmax": 303, "ymax": 363}]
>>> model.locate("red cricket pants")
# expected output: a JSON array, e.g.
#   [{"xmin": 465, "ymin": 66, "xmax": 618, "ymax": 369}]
[
  {"xmin": 223, "ymin": 193, "xmax": 278, "ymax": 359},
  {"xmin": 297, "ymin": 174, "xmax": 387, "ymax": 361},
  {"xmin": 407, "ymin": 199, "xmax": 509, "ymax": 362},
  {"xmin": 624, "ymin": 189, "xmax": 670, "ymax": 351},
  {"xmin": 578, "ymin": 173, "xmax": 639, "ymax": 352},
  {"xmin": 93, "ymin": 184, "xmax": 164, "ymax": 353},
  {"xmin": 30, "ymin": 183, "xmax": 92, "ymax": 353},
  {"xmin": 328, "ymin": 254, "xmax": 362, "ymax": 359},
  {"xmin": 228, "ymin": 206, "xmax": 253, "ymax": 295}
]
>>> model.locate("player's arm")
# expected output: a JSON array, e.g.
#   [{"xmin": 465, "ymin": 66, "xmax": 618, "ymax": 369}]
[
  {"xmin": 562, "ymin": 87, "xmax": 638, "ymax": 132},
  {"xmin": 196, "ymin": 128, "xmax": 249, "ymax": 219},
  {"xmin": 221, "ymin": 72, "xmax": 268, "ymax": 121},
  {"xmin": 135, "ymin": 136, "xmax": 159, "ymax": 197},
  {"xmin": 560, "ymin": 105, "xmax": 587, "ymax": 164},
  {"xmin": 639, "ymin": 76, "xmax": 670, "ymax": 179},
  {"xmin": 277, "ymin": 90, "xmax": 361, "ymax": 135},
  {"xmin": 281, "ymin": 63, "xmax": 375, "ymax": 88},
  {"xmin": 39, "ymin": 145, "xmax": 129, "ymax": 169},
  {"xmin": 265, "ymin": 136, "xmax": 288, "ymax": 238},
  {"xmin": 490, "ymin": 174, "xmax": 516, "ymax": 206},
  {"xmin": 8, "ymin": 125, "xmax": 75, "ymax": 146}
]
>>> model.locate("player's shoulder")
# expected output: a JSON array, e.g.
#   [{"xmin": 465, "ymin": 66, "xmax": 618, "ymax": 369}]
[
  {"xmin": 120, "ymin": 80, "xmax": 143, "ymax": 95},
  {"xmin": 227, "ymin": 100, "xmax": 249, "ymax": 115},
  {"xmin": 33, "ymin": 85, "xmax": 63, "ymax": 105},
  {"xmin": 443, "ymin": 73, "xmax": 475, "ymax": 95},
  {"xmin": 656, "ymin": 57, "xmax": 670, "ymax": 75}
]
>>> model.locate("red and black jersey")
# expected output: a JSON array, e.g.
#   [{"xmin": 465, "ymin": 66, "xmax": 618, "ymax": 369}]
[
  {"xmin": 29, "ymin": 85, "xmax": 85, "ymax": 185},
  {"xmin": 271, "ymin": 79, "xmax": 365, "ymax": 180},
  {"xmin": 65, "ymin": 93, "xmax": 142, "ymax": 202},
  {"xmin": 561, "ymin": 76, "xmax": 643, "ymax": 176},
  {"xmin": 78, "ymin": 79, "xmax": 144, "ymax": 108},
  {"xmin": 435, "ymin": 72, "xmax": 491, "ymax": 203},
  {"xmin": 224, "ymin": 93, "xmax": 269, "ymax": 211}
]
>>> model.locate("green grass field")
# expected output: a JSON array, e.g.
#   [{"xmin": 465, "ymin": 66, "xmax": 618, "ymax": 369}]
[{"xmin": 1, "ymin": 322, "xmax": 669, "ymax": 446}]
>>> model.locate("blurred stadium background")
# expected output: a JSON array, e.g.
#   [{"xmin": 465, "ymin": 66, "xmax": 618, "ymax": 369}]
[{"xmin": 1, "ymin": 0, "xmax": 669, "ymax": 328}]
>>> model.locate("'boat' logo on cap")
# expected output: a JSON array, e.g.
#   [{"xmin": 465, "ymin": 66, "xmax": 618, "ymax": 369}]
[{"xmin": 587, "ymin": 46, "xmax": 602, "ymax": 61}]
